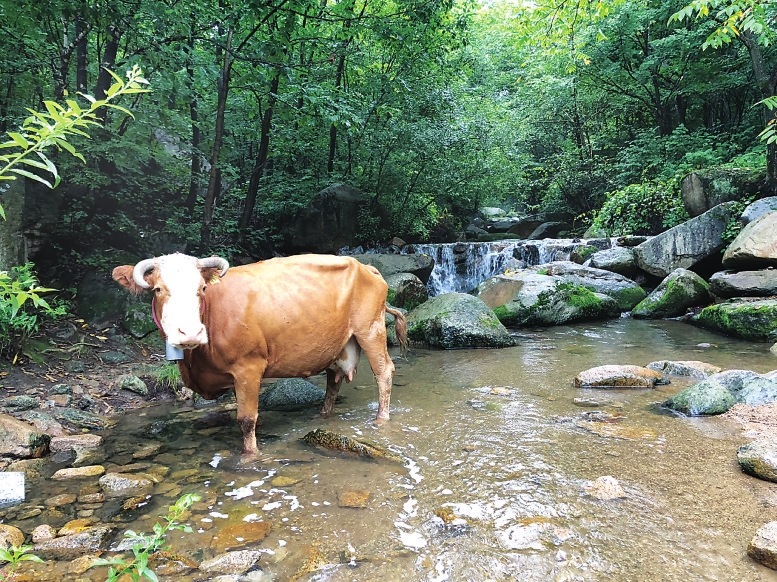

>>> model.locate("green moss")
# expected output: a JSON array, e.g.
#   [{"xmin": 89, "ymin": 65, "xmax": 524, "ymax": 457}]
[
  {"xmin": 492, "ymin": 305, "xmax": 517, "ymax": 325},
  {"xmin": 386, "ymin": 289, "xmax": 397, "ymax": 306},
  {"xmin": 695, "ymin": 300, "xmax": 777, "ymax": 341},
  {"xmin": 610, "ymin": 286, "xmax": 646, "ymax": 310}
]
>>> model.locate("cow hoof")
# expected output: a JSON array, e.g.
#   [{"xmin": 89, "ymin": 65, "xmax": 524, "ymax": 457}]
[
  {"xmin": 374, "ymin": 414, "xmax": 390, "ymax": 425},
  {"xmin": 238, "ymin": 451, "xmax": 270, "ymax": 466}
]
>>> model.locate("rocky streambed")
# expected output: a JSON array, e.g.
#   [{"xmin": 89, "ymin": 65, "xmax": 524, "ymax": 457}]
[{"xmin": 1, "ymin": 318, "xmax": 777, "ymax": 581}]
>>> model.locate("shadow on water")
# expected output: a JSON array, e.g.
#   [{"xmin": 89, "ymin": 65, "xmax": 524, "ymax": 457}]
[{"xmin": 6, "ymin": 318, "xmax": 777, "ymax": 581}]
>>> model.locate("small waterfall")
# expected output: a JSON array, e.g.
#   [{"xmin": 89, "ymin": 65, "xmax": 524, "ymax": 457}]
[{"xmin": 406, "ymin": 238, "xmax": 613, "ymax": 296}]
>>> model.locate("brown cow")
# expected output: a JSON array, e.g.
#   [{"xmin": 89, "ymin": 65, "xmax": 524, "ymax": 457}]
[{"xmin": 112, "ymin": 253, "xmax": 408, "ymax": 455}]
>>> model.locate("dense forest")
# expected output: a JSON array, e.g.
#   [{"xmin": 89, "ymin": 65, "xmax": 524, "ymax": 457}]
[{"xmin": 0, "ymin": 0, "xmax": 775, "ymax": 279}]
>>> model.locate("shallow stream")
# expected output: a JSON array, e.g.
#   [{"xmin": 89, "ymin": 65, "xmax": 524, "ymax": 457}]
[{"xmin": 9, "ymin": 318, "xmax": 777, "ymax": 581}]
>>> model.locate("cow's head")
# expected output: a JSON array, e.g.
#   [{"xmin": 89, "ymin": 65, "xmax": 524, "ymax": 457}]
[{"xmin": 112, "ymin": 253, "xmax": 229, "ymax": 349}]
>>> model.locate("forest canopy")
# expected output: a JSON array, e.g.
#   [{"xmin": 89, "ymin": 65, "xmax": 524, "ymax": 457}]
[{"xmin": 0, "ymin": 0, "xmax": 773, "ymax": 276}]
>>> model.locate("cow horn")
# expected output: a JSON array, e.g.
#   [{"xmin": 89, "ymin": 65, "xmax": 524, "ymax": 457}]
[
  {"xmin": 200, "ymin": 256, "xmax": 229, "ymax": 277},
  {"xmin": 132, "ymin": 258, "xmax": 157, "ymax": 289}
]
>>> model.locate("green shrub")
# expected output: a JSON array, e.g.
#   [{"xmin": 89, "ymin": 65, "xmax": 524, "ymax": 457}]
[
  {"xmin": 591, "ymin": 179, "xmax": 689, "ymax": 236},
  {"xmin": 0, "ymin": 263, "xmax": 66, "ymax": 362}
]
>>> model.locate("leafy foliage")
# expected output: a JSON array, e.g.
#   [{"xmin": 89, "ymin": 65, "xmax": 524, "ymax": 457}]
[
  {"xmin": 591, "ymin": 180, "xmax": 690, "ymax": 236},
  {"xmin": 0, "ymin": 264, "xmax": 66, "ymax": 362},
  {"xmin": 0, "ymin": 545, "xmax": 44, "ymax": 581},
  {"xmin": 90, "ymin": 493, "xmax": 200, "ymax": 582}
]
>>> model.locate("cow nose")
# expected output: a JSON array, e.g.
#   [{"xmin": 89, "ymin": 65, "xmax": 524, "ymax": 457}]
[{"xmin": 176, "ymin": 325, "xmax": 207, "ymax": 347}]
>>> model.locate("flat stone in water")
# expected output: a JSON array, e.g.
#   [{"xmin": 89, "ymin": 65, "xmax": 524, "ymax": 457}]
[
  {"xmin": 210, "ymin": 521, "xmax": 271, "ymax": 550},
  {"xmin": 44, "ymin": 493, "xmax": 77, "ymax": 507},
  {"xmin": 738, "ymin": 437, "xmax": 777, "ymax": 482},
  {"xmin": 50, "ymin": 433, "xmax": 103, "ymax": 451},
  {"xmin": 338, "ymin": 489, "xmax": 371, "ymax": 508},
  {"xmin": 98, "ymin": 472, "xmax": 154, "ymax": 496},
  {"xmin": 575, "ymin": 421, "xmax": 657, "ymax": 440},
  {"xmin": 199, "ymin": 549, "xmax": 263, "ymax": 575},
  {"xmin": 574, "ymin": 365, "xmax": 667, "ymax": 388},
  {"xmin": 51, "ymin": 465, "xmax": 106, "ymax": 480}
]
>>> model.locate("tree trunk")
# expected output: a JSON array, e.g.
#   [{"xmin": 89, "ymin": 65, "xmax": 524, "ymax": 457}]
[
  {"xmin": 185, "ymin": 19, "xmax": 201, "ymax": 217},
  {"xmin": 94, "ymin": 26, "xmax": 120, "ymax": 101},
  {"xmin": 740, "ymin": 30, "xmax": 777, "ymax": 189},
  {"xmin": 199, "ymin": 29, "xmax": 233, "ymax": 254},
  {"xmin": 238, "ymin": 73, "xmax": 280, "ymax": 235},
  {"xmin": 76, "ymin": 13, "xmax": 88, "ymax": 93}
]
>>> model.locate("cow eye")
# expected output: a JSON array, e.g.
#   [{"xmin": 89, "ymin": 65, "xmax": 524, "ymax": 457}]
[{"xmin": 153, "ymin": 287, "xmax": 161, "ymax": 293}]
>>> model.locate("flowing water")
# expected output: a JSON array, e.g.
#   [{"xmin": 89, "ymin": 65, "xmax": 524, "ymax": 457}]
[
  {"xmin": 8, "ymin": 319, "xmax": 777, "ymax": 581},
  {"xmin": 406, "ymin": 239, "xmax": 613, "ymax": 296}
]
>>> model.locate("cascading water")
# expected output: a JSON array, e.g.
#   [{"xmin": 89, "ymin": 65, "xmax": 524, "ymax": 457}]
[{"xmin": 406, "ymin": 238, "xmax": 614, "ymax": 296}]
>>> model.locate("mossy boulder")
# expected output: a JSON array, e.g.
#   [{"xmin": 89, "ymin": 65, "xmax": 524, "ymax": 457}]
[
  {"xmin": 384, "ymin": 273, "xmax": 428, "ymax": 310},
  {"xmin": 475, "ymin": 271, "xmax": 621, "ymax": 327},
  {"xmin": 692, "ymin": 298, "xmax": 777, "ymax": 341},
  {"xmin": 632, "ymin": 268, "xmax": 714, "ymax": 319},
  {"xmin": 405, "ymin": 293, "xmax": 514, "ymax": 349},
  {"xmin": 532, "ymin": 261, "xmax": 646, "ymax": 311},
  {"xmin": 665, "ymin": 378, "xmax": 736, "ymax": 415}
]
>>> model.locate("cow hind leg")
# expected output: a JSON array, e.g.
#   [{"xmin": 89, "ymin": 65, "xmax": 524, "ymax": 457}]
[
  {"xmin": 358, "ymin": 337, "xmax": 395, "ymax": 424},
  {"xmin": 321, "ymin": 368, "xmax": 343, "ymax": 417}
]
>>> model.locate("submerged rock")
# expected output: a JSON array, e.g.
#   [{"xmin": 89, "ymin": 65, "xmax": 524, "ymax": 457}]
[
  {"xmin": 199, "ymin": 549, "xmax": 263, "ymax": 575},
  {"xmin": 301, "ymin": 429, "xmax": 404, "ymax": 463},
  {"xmin": 574, "ymin": 365, "xmax": 667, "ymax": 388},
  {"xmin": 645, "ymin": 360, "xmax": 722, "ymax": 379},
  {"xmin": 748, "ymin": 521, "xmax": 777, "ymax": 570},
  {"xmin": 582, "ymin": 476, "xmax": 626, "ymax": 500},
  {"xmin": 738, "ymin": 437, "xmax": 777, "ymax": 482},
  {"xmin": 33, "ymin": 525, "xmax": 113, "ymax": 560}
]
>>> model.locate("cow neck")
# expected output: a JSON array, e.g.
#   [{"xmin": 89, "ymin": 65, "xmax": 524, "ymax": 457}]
[{"xmin": 150, "ymin": 296, "xmax": 206, "ymax": 333}]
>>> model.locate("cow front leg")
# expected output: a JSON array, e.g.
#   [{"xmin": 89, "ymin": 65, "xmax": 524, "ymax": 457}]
[
  {"xmin": 321, "ymin": 369, "xmax": 343, "ymax": 417},
  {"xmin": 375, "ymin": 368, "xmax": 393, "ymax": 424},
  {"xmin": 234, "ymin": 373, "xmax": 263, "ymax": 455}
]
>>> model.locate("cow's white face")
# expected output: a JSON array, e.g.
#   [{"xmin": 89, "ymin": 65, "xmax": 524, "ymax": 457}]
[{"xmin": 152, "ymin": 254, "xmax": 209, "ymax": 349}]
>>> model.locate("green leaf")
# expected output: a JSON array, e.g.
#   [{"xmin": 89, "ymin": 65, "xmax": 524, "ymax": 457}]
[
  {"xmin": 7, "ymin": 133, "xmax": 29, "ymax": 148},
  {"xmin": 8, "ymin": 168, "xmax": 54, "ymax": 188}
]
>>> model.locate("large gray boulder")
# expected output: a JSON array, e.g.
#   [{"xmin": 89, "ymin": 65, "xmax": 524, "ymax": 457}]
[
  {"xmin": 693, "ymin": 299, "xmax": 777, "ymax": 341},
  {"xmin": 709, "ymin": 269, "xmax": 777, "ymax": 298},
  {"xmin": 405, "ymin": 293, "xmax": 514, "ymax": 349},
  {"xmin": 633, "ymin": 203, "xmax": 734, "ymax": 277},
  {"xmin": 722, "ymin": 211, "xmax": 777, "ymax": 269},
  {"xmin": 742, "ymin": 196, "xmax": 777, "ymax": 225},
  {"xmin": 534, "ymin": 261, "xmax": 646, "ymax": 310},
  {"xmin": 354, "ymin": 253, "xmax": 434, "ymax": 284},
  {"xmin": 259, "ymin": 378, "xmax": 325, "ymax": 411},
  {"xmin": 589, "ymin": 247, "xmax": 637, "ymax": 277},
  {"xmin": 527, "ymin": 222, "xmax": 571, "ymax": 240},
  {"xmin": 473, "ymin": 271, "xmax": 621, "ymax": 326},
  {"xmin": 632, "ymin": 268, "xmax": 713, "ymax": 319},
  {"xmin": 681, "ymin": 169, "xmax": 761, "ymax": 217},
  {"xmin": 288, "ymin": 183, "xmax": 368, "ymax": 253}
]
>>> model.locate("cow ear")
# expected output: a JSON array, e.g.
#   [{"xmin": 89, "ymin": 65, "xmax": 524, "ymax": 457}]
[
  {"xmin": 200, "ymin": 267, "xmax": 221, "ymax": 286},
  {"xmin": 112, "ymin": 265, "xmax": 147, "ymax": 295}
]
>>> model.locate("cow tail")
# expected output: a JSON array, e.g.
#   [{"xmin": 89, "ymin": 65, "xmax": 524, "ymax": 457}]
[{"xmin": 386, "ymin": 306, "xmax": 408, "ymax": 356}]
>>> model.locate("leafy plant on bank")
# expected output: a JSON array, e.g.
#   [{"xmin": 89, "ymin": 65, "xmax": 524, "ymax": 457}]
[
  {"xmin": 0, "ymin": 545, "xmax": 44, "ymax": 581},
  {"xmin": 90, "ymin": 493, "xmax": 200, "ymax": 582},
  {"xmin": 0, "ymin": 64, "xmax": 150, "ymax": 219},
  {"xmin": 0, "ymin": 263, "xmax": 67, "ymax": 362},
  {"xmin": 591, "ymin": 179, "xmax": 690, "ymax": 236}
]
